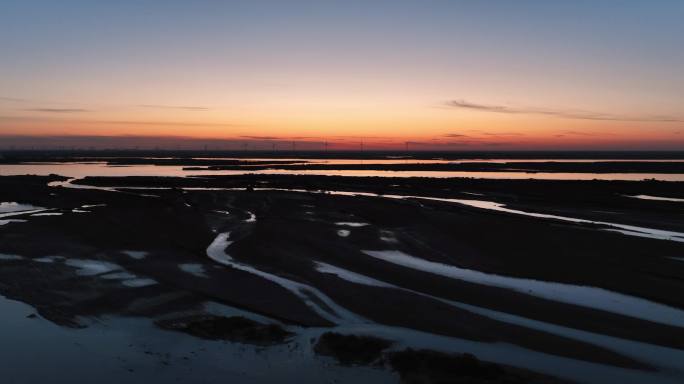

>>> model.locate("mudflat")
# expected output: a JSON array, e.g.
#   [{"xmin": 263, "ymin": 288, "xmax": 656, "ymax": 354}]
[{"xmin": 1, "ymin": 170, "xmax": 683, "ymax": 383}]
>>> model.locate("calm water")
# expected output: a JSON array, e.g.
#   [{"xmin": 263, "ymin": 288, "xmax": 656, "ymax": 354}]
[
  {"xmin": 0, "ymin": 294, "xmax": 396, "ymax": 384},
  {"xmin": 1, "ymin": 161, "xmax": 683, "ymax": 181},
  {"xmin": 2, "ymin": 271, "xmax": 683, "ymax": 384}
]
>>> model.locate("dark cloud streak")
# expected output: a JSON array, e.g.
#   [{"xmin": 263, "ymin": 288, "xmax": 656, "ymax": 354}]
[{"xmin": 445, "ymin": 99, "xmax": 682, "ymax": 122}]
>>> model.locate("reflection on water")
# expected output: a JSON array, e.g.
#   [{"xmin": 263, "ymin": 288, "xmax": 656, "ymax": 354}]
[
  {"xmin": 311, "ymin": 190, "xmax": 684, "ymax": 243},
  {"xmin": 0, "ymin": 294, "xmax": 395, "ymax": 384},
  {"xmin": 0, "ymin": 202, "xmax": 44, "ymax": 214},
  {"xmin": 206, "ymin": 232, "xmax": 363, "ymax": 324},
  {"xmin": 626, "ymin": 194, "xmax": 684, "ymax": 203},
  {"xmin": 243, "ymin": 169, "xmax": 684, "ymax": 181},
  {"xmin": 361, "ymin": 250, "xmax": 684, "ymax": 327},
  {"xmin": 3, "ymin": 170, "xmax": 684, "ymax": 383},
  {"xmin": 44, "ymin": 177, "xmax": 684, "ymax": 243},
  {"xmin": 1, "ymin": 161, "xmax": 684, "ymax": 181},
  {"xmin": 0, "ymin": 202, "xmax": 49, "ymax": 224},
  {"xmin": 314, "ymin": 260, "xmax": 684, "ymax": 382},
  {"xmin": 3, "ymin": 288, "xmax": 682, "ymax": 384},
  {"xmin": 145, "ymin": 157, "xmax": 684, "ymax": 164},
  {"xmin": 397, "ymin": 196, "xmax": 684, "ymax": 243}
]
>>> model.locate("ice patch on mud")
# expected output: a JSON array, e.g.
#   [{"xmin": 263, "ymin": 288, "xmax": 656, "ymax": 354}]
[
  {"xmin": 65, "ymin": 259, "xmax": 121, "ymax": 276},
  {"xmin": 0, "ymin": 203, "xmax": 47, "ymax": 219},
  {"xmin": 245, "ymin": 211, "xmax": 257, "ymax": 222},
  {"xmin": 61, "ymin": 258, "xmax": 157, "ymax": 287},
  {"xmin": 626, "ymin": 195, "xmax": 684, "ymax": 203},
  {"xmin": 122, "ymin": 278, "xmax": 158, "ymax": 287},
  {"xmin": 82, "ymin": 204, "xmax": 107, "ymax": 208},
  {"xmin": 606, "ymin": 229, "xmax": 684, "ymax": 242},
  {"xmin": 0, "ymin": 219, "xmax": 27, "ymax": 226},
  {"xmin": 122, "ymin": 250, "xmax": 148, "ymax": 260},
  {"xmin": 101, "ymin": 272, "xmax": 137, "ymax": 280},
  {"xmin": 0, "ymin": 254, "xmax": 23, "ymax": 261},
  {"xmin": 0, "ymin": 202, "xmax": 43, "ymax": 214},
  {"xmin": 337, "ymin": 229, "xmax": 351, "ymax": 237},
  {"xmin": 335, "ymin": 222, "xmax": 369, "ymax": 227},
  {"xmin": 33, "ymin": 256, "xmax": 66, "ymax": 263},
  {"xmin": 31, "ymin": 212, "xmax": 63, "ymax": 217},
  {"xmin": 362, "ymin": 249, "xmax": 684, "ymax": 328},
  {"xmin": 379, "ymin": 230, "xmax": 398, "ymax": 243},
  {"xmin": 179, "ymin": 263, "xmax": 209, "ymax": 278},
  {"xmin": 315, "ymin": 262, "xmax": 393, "ymax": 288}
]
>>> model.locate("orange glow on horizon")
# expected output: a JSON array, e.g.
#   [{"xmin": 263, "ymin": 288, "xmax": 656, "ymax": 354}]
[{"xmin": 1, "ymin": 91, "xmax": 682, "ymax": 151}]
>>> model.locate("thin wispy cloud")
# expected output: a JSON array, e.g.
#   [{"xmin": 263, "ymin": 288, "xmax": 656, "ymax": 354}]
[
  {"xmin": 562, "ymin": 130, "xmax": 610, "ymax": 136},
  {"xmin": 445, "ymin": 100, "xmax": 682, "ymax": 122},
  {"xmin": 97, "ymin": 119, "xmax": 237, "ymax": 127},
  {"xmin": 24, "ymin": 108, "xmax": 91, "ymax": 113},
  {"xmin": 443, "ymin": 132, "xmax": 524, "ymax": 139},
  {"xmin": 0, "ymin": 96, "xmax": 27, "ymax": 102},
  {"xmin": 408, "ymin": 140, "xmax": 482, "ymax": 147},
  {"xmin": 481, "ymin": 132, "xmax": 525, "ymax": 137},
  {"xmin": 240, "ymin": 135, "xmax": 280, "ymax": 140},
  {"xmin": 138, "ymin": 104, "xmax": 210, "ymax": 111},
  {"xmin": 0, "ymin": 115, "xmax": 242, "ymax": 128},
  {"xmin": 0, "ymin": 134, "xmax": 328, "ymax": 150},
  {"xmin": 239, "ymin": 135, "xmax": 316, "ymax": 140}
]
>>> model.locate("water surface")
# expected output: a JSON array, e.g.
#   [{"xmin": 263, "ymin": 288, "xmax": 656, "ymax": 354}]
[{"xmin": 2, "ymin": 161, "xmax": 684, "ymax": 181}]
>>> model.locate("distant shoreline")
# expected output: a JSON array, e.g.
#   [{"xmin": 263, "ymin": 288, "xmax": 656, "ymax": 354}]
[{"xmin": 1, "ymin": 149, "xmax": 684, "ymax": 161}]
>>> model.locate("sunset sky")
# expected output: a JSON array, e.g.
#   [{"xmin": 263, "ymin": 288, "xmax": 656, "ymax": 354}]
[{"xmin": 1, "ymin": 0, "xmax": 683, "ymax": 150}]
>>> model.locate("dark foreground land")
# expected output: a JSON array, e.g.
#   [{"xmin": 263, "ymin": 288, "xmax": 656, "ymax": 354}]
[{"xmin": 1, "ymin": 170, "xmax": 683, "ymax": 383}]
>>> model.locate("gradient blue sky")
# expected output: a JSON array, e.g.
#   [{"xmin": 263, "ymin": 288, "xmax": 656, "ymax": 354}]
[{"xmin": 1, "ymin": 0, "xmax": 683, "ymax": 150}]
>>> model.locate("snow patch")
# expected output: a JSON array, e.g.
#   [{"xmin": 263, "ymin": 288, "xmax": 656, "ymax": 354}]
[{"xmin": 178, "ymin": 263, "xmax": 209, "ymax": 278}]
